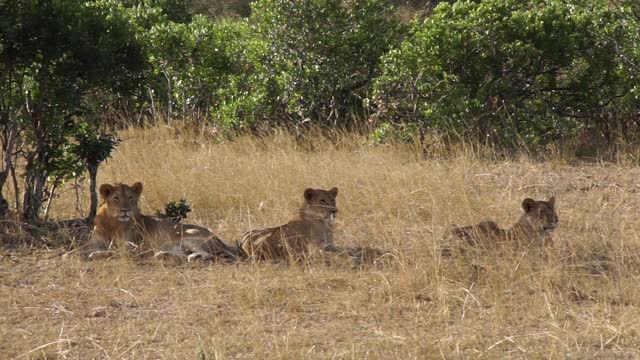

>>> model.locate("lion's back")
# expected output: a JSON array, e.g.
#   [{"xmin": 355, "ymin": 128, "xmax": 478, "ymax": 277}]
[{"xmin": 241, "ymin": 219, "xmax": 312, "ymax": 259}]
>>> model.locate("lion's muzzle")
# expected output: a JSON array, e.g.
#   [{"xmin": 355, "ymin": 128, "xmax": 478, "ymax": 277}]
[
  {"xmin": 118, "ymin": 209, "xmax": 133, "ymax": 222},
  {"xmin": 327, "ymin": 207, "xmax": 338, "ymax": 222}
]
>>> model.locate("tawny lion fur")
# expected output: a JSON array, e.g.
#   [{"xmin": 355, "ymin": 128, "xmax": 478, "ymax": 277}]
[
  {"xmin": 450, "ymin": 196, "xmax": 559, "ymax": 248},
  {"xmin": 240, "ymin": 187, "xmax": 340, "ymax": 260}
]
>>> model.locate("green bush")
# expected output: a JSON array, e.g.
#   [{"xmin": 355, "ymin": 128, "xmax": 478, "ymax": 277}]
[
  {"xmin": 213, "ymin": 0, "xmax": 402, "ymax": 130},
  {"xmin": 210, "ymin": 19, "xmax": 275, "ymax": 130},
  {"xmin": 374, "ymin": 0, "xmax": 639, "ymax": 145},
  {"xmin": 145, "ymin": 15, "xmax": 240, "ymax": 120}
]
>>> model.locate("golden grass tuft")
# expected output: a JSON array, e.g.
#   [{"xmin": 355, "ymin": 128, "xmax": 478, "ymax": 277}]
[{"xmin": 2, "ymin": 127, "xmax": 640, "ymax": 358}]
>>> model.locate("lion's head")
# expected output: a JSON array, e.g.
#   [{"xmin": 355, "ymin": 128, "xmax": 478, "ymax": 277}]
[
  {"xmin": 99, "ymin": 182, "xmax": 144, "ymax": 223},
  {"xmin": 521, "ymin": 196, "xmax": 558, "ymax": 234},
  {"xmin": 302, "ymin": 187, "xmax": 338, "ymax": 223}
]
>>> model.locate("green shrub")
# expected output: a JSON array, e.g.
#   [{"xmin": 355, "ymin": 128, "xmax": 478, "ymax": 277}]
[
  {"xmin": 210, "ymin": 19, "xmax": 275, "ymax": 130},
  {"xmin": 145, "ymin": 15, "xmax": 240, "ymax": 120},
  {"xmin": 375, "ymin": 0, "xmax": 638, "ymax": 145},
  {"xmin": 213, "ymin": 0, "xmax": 402, "ymax": 130}
]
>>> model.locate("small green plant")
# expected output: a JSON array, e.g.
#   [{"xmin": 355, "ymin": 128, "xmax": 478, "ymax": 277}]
[
  {"xmin": 73, "ymin": 122, "xmax": 120, "ymax": 221},
  {"xmin": 156, "ymin": 199, "xmax": 192, "ymax": 222}
]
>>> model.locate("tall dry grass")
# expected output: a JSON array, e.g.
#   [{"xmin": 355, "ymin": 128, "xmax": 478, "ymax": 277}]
[{"xmin": 2, "ymin": 127, "xmax": 640, "ymax": 359}]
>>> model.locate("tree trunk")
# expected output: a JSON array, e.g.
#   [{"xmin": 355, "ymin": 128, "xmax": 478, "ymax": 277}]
[
  {"xmin": 0, "ymin": 179, "xmax": 7, "ymax": 217},
  {"xmin": 22, "ymin": 173, "xmax": 45, "ymax": 222},
  {"xmin": 162, "ymin": 68, "xmax": 172, "ymax": 124},
  {"xmin": 74, "ymin": 177, "xmax": 84, "ymax": 218},
  {"xmin": 10, "ymin": 158, "xmax": 20, "ymax": 213},
  {"xmin": 22, "ymin": 152, "xmax": 46, "ymax": 222},
  {"xmin": 87, "ymin": 160, "xmax": 99, "ymax": 222},
  {"xmin": 21, "ymin": 155, "xmax": 36, "ymax": 221},
  {"xmin": 0, "ymin": 107, "xmax": 19, "ymax": 217},
  {"xmin": 0, "ymin": 168, "xmax": 9, "ymax": 217},
  {"xmin": 22, "ymin": 94, "xmax": 51, "ymax": 222},
  {"xmin": 42, "ymin": 179, "xmax": 59, "ymax": 222}
]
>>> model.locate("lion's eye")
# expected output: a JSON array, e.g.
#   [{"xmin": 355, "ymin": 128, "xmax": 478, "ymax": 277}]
[
  {"xmin": 113, "ymin": 197, "xmax": 119, "ymax": 202},
  {"xmin": 129, "ymin": 196, "xmax": 134, "ymax": 201}
]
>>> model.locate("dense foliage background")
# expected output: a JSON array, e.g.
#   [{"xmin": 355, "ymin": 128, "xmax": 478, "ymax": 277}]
[{"xmin": 1, "ymin": 0, "xmax": 640, "ymax": 220}]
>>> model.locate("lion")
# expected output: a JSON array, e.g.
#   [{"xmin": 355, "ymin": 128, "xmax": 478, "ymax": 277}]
[
  {"xmin": 78, "ymin": 182, "xmax": 238, "ymax": 261},
  {"xmin": 239, "ymin": 187, "xmax": 341, "ymax": 260},
  {"xmin": 449, "ymin": 196, "xmax": 558, "ymax": 249}
]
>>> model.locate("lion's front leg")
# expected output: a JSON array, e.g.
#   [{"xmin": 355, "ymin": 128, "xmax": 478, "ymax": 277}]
[
  {"xmin": 153, "ymin": 240, "xmax": 188, "ymax": 262},
  {"xmin": 87, "ymin": 249, "xmax": 114, "ymax": 260},
  {"xmin": 77, "ymin": 231, "xmax": 115, "ymax": 260},
  {"xmin": 152, "ymin": 239, "xmax": 215, "ymax": 262}
]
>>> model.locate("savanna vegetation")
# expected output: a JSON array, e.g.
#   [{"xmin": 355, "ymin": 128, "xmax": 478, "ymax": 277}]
[{"xmin": 2, "ymin": 0, "xmax": 640, "ymax": 358}]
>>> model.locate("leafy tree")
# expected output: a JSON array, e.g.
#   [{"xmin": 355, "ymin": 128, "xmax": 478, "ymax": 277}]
[
  {"xmin": 608, "ymin": 0, "xmax": 640, "ymax": 140},
  {"xmin": 192, "ymin": 0, "xmax": 253, "ymax": 19},
  {"xmin": 216, "ymin": 0, "xmax": 401, "ymax": 130},
  {"xmin": 102, "ymin": 0, "xmax": 191, "ymax": 23},
  {"xmin": 145, "ymin": 15, "xmax": 239, "ymax": 122},
  {"xmin": 0, "ymin": 0, "xmax": 145, "ymax": 221},
  {"xmin": 157, "ymin": 0, "xmax": 193, "ymax": 23},
  {"xmin": 211, "ymin": 20, "xmax": 274, "ymax": 129},
  {"xmin": 0, "ymin": 0, "xmax": 22, "ymax": 216}
]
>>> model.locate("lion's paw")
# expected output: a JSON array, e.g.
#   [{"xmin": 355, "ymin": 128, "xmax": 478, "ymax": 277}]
[
  {"xmin": 187, "ymin": 252, "xmax": 214, "ymax": 262},
  {"xmin": 87, "ymin": 250, "xmax": 114, "ymax": 261}
]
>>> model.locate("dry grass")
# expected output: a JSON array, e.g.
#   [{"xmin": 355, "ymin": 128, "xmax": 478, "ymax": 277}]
[{"xmin": 2, "ymin": 127, "xmax": 640, "ymax": 359}]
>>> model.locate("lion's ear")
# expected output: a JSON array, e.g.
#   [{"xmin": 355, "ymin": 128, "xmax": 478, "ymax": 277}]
[
  {"xmin": 522, "ymin": 198, "xmax": 536, "ymax": 213},
  {"xmin": 130, "ymin": 182, "xmax": 144, "ymax": 196},
  {"xmin": 548, "ymin": 196, "xmax": 556, "ymax": 208},
  {"xmin": 99, "ymin": 184, "xmax": 114, "ymax": 198},
  {"xmin": 329, "ymin": 187, "xmax": 338, "ymax": 198},
  {"xmin": 304, "ymin": 188, "xmax": 315, "ymax": 201}
]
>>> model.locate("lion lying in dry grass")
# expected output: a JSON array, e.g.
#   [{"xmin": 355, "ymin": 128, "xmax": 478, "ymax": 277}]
[
  {"xmin": 239, "ymin": 187, "xmax": 389, "ymax": 265},
  {"xmin": 449, "ymin": 196, "xmax": 559, "ymax": 249},
  {"xmin": 240, "ymin": 187, "xmax": 340, "ymax": 260},
  {"xmin": 78, "ymin": 182, "xmax": 238, "ymax": 261}
]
